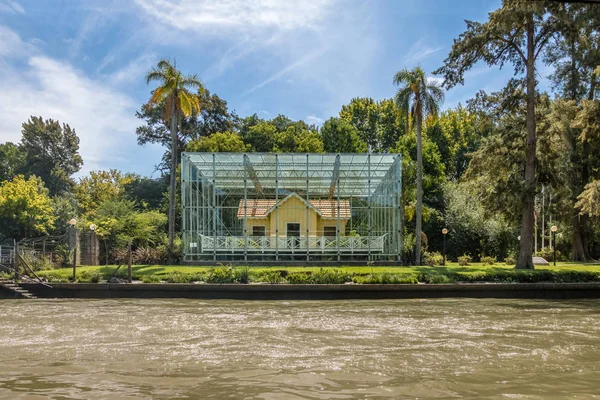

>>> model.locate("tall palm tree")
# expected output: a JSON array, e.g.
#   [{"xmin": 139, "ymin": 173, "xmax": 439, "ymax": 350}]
[
  {"xmin": 393, "ymin": 67, "xmax": 444, "ymax": 265},
  {"xmin": 145, "ymin": 59, "xmax": 203, "ymax": 256}
]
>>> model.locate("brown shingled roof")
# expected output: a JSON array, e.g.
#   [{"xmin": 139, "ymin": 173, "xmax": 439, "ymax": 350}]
[{"xmin": 237, "ymin": 193, "xmax": 351, "ymax": 219}]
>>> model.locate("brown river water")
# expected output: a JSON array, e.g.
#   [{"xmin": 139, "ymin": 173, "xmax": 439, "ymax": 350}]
[{"xmin": 1, "ymin": 299, "xmax": 600, "ymax": 399}]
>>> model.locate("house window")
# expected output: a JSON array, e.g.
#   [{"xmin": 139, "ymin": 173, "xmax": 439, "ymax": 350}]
[
  {"xmin": 252, "ymin": 226, "xmax": 266, "ymax": 236},
  {"xmin": 324, "ymin": 226, "xmax": 337, "ymax": 237}
]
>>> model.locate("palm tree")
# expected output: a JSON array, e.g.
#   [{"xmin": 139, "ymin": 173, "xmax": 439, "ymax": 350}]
[
  {"xmin": 145, "ymin": 59, "xmax": 203, "ymax": 256},
  {"xmin": 393, "ymin": 67, "xmax": 444, "ymax": 265}
]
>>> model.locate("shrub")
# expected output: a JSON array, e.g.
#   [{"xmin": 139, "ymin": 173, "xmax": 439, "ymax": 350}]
[
  {"xmin": 134, "ymin": 246, "xmax": 167, "ymax": 265},
  {"xmin": 354, "ymin": 273, "xmax": 418, "ymax": 284},
  {"xmin": 205, "ymin": 267, "xmax": 236, "ymax": 283},
  {"xmin": 457, "ymin": 254, "xmax": 472, "ymax": 266},
  {"xmin": 234, "ymin": 267, "xmax": 250, "ymax": 284},
  {"xmin": 256, "ymin": 270, "xmax": 285, "ymax": 284},
  {"xmin": 165, "ymin": 271, "xmax": 193, "ymax": 283},
  {"xmin": 141, "ymin": 275, "xmax": 162, "ymax": 283},
  {"xmin": 286, "ymin": 272, "xmax": 312, "ymax": 284},
  {"xmin": 313, "ymin": 269, "xmax": 352, "ymax": 284},
  {"xmin": 42, "ymin": 271, "xmax": 69, "ymax": 283},
  {"xmin": 504, "ymin": 251, "xmax": 517, "ymax": 265},
  {"xmin": 425, "ymin": 251, "xmax": 444, "ymax": 267},
  {"xmin": 535, "ymin": 246, "xmax": 561, "ymax": 262},
  {"xmin": 419, "ymin": 273, "xmax": 455, "ymax": 284},
  {"xmin": 21, "ymin": 253, "xmax": 54, "ymax": 271},
  {"xmin": 79, "ymin": 270, "xmax": 101, "ymax": 283},
  {"xmin": 0, "ymin": 271, "xmax": 12, "ymax": 280},
  {"xmin": 481, "ymin": 256, "xmax": 496, "ymax": 265}
]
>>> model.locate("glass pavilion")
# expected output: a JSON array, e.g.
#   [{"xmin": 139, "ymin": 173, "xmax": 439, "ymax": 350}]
[{"xmin": 181, "ymin": 153, "xmax": 402, "ymax": 263}]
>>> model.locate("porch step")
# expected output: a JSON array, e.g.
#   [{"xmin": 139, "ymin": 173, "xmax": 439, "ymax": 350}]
[{"xmin": 0, "ymin": 279, "xmax": 37, "ymax": 299}]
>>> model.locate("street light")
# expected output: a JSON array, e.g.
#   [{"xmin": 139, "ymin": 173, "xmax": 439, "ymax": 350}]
[
  {"xmin": 89, "ymin": 224, "xmax": 97, "ymax": 231},
  {"xmin": 442, "ymin": 228, "xmax": 448, "ymax": 266},
  {"xmin": 551, "ymin": 225, "xmax": 558, "ymax": 266}
]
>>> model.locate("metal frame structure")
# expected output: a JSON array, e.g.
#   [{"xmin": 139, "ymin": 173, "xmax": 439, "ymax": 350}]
[{"xmin": 181, "ymin": 152, "xmax": 402, "ymax": 263}]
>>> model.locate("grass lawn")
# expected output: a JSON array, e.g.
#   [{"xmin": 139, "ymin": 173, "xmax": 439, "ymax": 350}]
[{"xmin": 37, "ymin": 261, "xmax": 600, "ymax": 282}]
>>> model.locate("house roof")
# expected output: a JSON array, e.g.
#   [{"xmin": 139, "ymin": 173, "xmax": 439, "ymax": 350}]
[{"xmin": 237, "ymin": 192, "xmax": 351, "ymax": 220}]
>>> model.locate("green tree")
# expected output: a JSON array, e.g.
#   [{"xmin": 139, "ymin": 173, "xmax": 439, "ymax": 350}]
[
  {"xmin": 427, "ymin": 105, "xmax": 480, "ymax": 181},
  {"xmin": 76, "ymin": 170, "xmax": 132, "ymax": 216},
  {"xmin": 393, "ymin": 67, "xmax": 444, "ymax": 265},
  {"xmin": 121, "ymin": 175, "xmax": 168, "ymax": 210},
  {"xmin": 274, "ymin": 124, "xmax": 324, "ymax": 153},
  {"xmin": 0, "ymin": 175, "xmax": 55, "ymax": 240},
  {"xmin": 20, "ymin": 116, "xmax": 83, "ymax": 195},
  {"xmin": 245, "ymin": 121, "xmax": 277, "ymax": 152},
  {"xmin": 0, "ymin": 142, "xmax": 25, "ymax": 182},
  {"xmin": 434, "ymin": 0, "xmax": 557, "ymax": 269},
  {"xmin": 145, "ymin": 59, "xmax": 203, "ymax": 255},
  {"xmin": 321, "ymin": 117, "xmax": 367, "ymax": 153},
  {"xmin": 186, "ymin": 131, "xmax": 249, "ymax": 152}
]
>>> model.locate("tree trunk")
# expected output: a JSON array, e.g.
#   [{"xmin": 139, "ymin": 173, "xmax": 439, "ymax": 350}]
[
  {"xmin": 168, "ymin": 96, "xmax": 178, "ymax": 256},
  {"xmin": 415, "ymin": 111, "xmax": 423, "ymax": 266},
  {"xmin": 516, "ymin": 14, "xmax": 536, "ymax": 270}
]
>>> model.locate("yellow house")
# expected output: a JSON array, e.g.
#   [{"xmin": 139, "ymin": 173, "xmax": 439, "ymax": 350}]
[{"xmin": 237, "ymin": 192, "xmax": 351, "ymax": 238}]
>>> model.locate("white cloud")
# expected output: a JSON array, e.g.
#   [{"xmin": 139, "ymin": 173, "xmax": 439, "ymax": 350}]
[
  {"xmin": 134, "ymin": 0, "xmax": 337, "ymax": 34},
  {"xmin": 0, "ymin": 0, "xmax": 24, "ymax": 14},
  {"xmin": 0, "ymin": 25, "xmax": 161, "ymax": 176},
  {"xmin": 403, "ymin": 36, "xmax": 442, "ymax": 65},
  {"xmin": 306, "ymin": 115, "xmax": 324, "ymax": 125},
  {"xmin": 427, "ymin": 76, "xmax": 444, "ymax": 86}
]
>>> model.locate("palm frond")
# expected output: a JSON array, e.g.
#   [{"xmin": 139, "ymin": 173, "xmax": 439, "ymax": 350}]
[{"xmin": 178, "ymin": 91, "xmax": 193, "ymax": 118}]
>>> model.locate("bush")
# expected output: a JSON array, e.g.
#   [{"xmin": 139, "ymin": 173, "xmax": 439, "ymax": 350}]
[
  {"xmin": 234, "ymin": 267, "xmax": 250, "ymax": 284},
  {"xmin": 165, "ymin": 271, "xmax": 193, "ymax": 283},
  {"xmin": 354, "ymin": 273, "xmax": 418, "ymax": 284},
  {"xmin": 256, "ymin": 270, "xmax": 285, "ymax": 284},
  {"xmin": 504, "ymin": 251, "xmax": 517, "ymax": 265},
  {"xmin": 457, "ymin": 254, "xmax": 472, "ymax": 266},
  {"xmin": 205, "ymin": 267, "xmax": 236, "ymax": 283},
  {"xmin": 0, "ymin": 271, "xmax": 12, "ymax": 280},
  {"xmin": 535, "ymin": 246, "xmax": 561, "ymax": 262},
  {"xmin": 141, "ymin": 274, "xmax": 162, "ymax": 283},
  {"xmin": 286, "ymin": 272, "xmax": 312, "ymax": 284},
  {"xmin": 481, "ymin": 256, "xmax": 496, "ymax": 265},
  {"xmin": 41, "ymin": 271, "xmax": 69, "ymax": 283},
  {"xmin": 134, "ymin": 246, "xmax": 167, "ymax": 265},
  {"xmin": 21, "ymin": 253, "xmax": 54, "ymax": 271},
  {"xmin": 418, "ymin": 273, "xmax": 455, "ymax": 284},
  {"xmin": 425, "ymin": 251, "xmax": 444, "ymax": 267},
  {"xmin": 79, "ymin": 270, "xmax": 101, "ymax": 283}
]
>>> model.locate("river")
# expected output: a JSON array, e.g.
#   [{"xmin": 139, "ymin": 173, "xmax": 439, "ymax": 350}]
[{"xmin": 1, "ymin": 299, "xmax": 599, "ymax": 399}]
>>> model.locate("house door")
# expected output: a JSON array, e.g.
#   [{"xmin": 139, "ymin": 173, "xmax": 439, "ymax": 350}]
[{"xmin": 287, "ymin": 223, "xmax": 300, "ymax": 249}]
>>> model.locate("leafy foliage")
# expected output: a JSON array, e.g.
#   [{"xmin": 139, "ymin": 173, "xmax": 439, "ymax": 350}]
[{"xmin": 0, "ymin": 175, "xmax": 55, "ymax": 240}]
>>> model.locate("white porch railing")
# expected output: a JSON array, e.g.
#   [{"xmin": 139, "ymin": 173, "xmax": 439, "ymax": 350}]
[{"xmin": 197, "ymin": 235, "xmax": 386, "ymax": 253}]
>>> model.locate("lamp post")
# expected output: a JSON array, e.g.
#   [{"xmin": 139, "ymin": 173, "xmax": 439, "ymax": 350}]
[
  {"xmin": 551, "ymin": 225, "xmax": 558, "ymax": 266},
  {"xmin": 442, "ymin": 228, "xmax": 448, "ymax": 266},
  {"xmin": 90, "ymin": 224, "xmax": 97, "ymax": 266}
]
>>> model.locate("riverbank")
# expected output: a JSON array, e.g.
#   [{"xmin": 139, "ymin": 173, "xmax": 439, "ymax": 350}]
[{"xmin": 6, "ymin": 282, "xmax": 600, "ymax": 299}]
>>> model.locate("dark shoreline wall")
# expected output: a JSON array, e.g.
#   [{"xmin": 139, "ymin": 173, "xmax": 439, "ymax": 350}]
[{"xmin": 16, "ymin": 283, "xmax": 600, "ymax": 300}]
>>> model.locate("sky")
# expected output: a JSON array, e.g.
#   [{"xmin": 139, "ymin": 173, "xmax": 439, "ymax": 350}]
[{"xmin": 0, "ymin": 0, "xmax": 552, "ymax": 177}]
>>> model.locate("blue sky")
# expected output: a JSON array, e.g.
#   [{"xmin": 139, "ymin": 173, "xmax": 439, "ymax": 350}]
[{"xmin": 0, "ymin": 0, "xmax": 551, "ymax": 177}]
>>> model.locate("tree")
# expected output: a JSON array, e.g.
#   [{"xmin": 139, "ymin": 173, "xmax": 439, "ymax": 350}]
[
  {"xmin": 136, "ymin": 88, "xmax": 234, "ymax": 173},
  {"xmin": 245, "ymin": 121, "xmax": 277, "ymax": 152},
  {"xmin": 76, "ymin": 169, "xmax": 132, "ymax": 216},
  {"xmin": 434, "ymin": 0, "xmax": 557, "ymax": 269},
  {"xmin": 145, "ymin": 59, "xmax": 203, "ymax": 255},
  {"xmin": 121, "ymin": 175, "xmax": 168, "ymax": 210},
  {"xmin": 186, "ymin": 131, "xmax": 249, "ymax": 152},
  {"xmin": 0, "ymin": 142, "xmax": 25, "ymax": 182},
  {"xmin": 321, "ymin": 117, "xmax": 367, "ymax": 153},
  {"xmin": 393, "ymin": 67, "xmax": 444, "ymax": 265},
  {"xmin": 0, "ymin": 175, "xmax": 55, "ymax": 240},
  {"xmin": 274, "ymin": 124, "xmax": 324, "ymax": 153},
  {"xmin": 20, "ymin": 116, "xmax": 83, "ymax": 195}
]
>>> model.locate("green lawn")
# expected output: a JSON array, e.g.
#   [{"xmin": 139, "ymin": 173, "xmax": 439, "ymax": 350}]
[{"xmin": 36, "ymin": 261, "xmax": 600, "ymax": 282}]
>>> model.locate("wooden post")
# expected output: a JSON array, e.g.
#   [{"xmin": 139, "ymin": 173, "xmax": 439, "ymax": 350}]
[
  {"xmin": 127, "ymin": 240, "xmax": 132, "ymax": 283},
  {"xmin": 14, "ymin": 239, "xmax": 19, "ymax": 280},
  {"xmin": 72, "ymin": 247, "xmax": 77, "ymax": 282}
]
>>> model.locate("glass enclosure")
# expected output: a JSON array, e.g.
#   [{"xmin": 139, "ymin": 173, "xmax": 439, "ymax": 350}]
[{"xmin": 181, "ymin": 153, "xmax": 402, "ymax": 263}]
